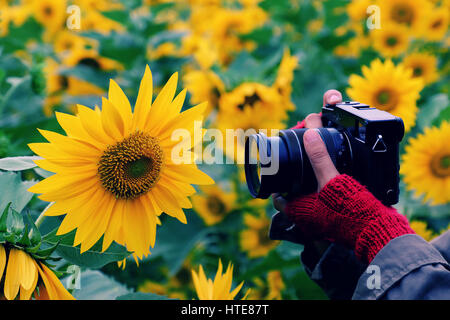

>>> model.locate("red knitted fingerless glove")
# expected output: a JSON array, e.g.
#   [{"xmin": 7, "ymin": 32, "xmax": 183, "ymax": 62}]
[{"xmin": 285, "ymin": 174, "xmax": 415, "ymax": 264}]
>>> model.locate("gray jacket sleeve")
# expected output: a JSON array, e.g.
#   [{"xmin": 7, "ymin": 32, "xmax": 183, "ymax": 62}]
[
  {"xmin": 353, "ymin": 232, "xmax": 450, "ymax": 299},
  {"xmin": 301, "ymin": 231, "xmax": 450, "ymax": 300}
]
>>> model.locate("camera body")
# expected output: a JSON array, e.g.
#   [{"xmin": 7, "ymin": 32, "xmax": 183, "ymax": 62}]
[
  {"xmin": 321, "ymin": 101, "xmax": 404, "ymax": 205},
  {"xmin": 244, "ymin": 101, "xmax": 405, "ymax": 206}
]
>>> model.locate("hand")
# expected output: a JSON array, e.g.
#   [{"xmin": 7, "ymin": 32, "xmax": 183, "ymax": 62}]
[{"xmin": 272, "ymin": 89, "xmax": 343, "ymax": 212}]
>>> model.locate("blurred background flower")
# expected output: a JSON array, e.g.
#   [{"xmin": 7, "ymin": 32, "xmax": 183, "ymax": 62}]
[{"xmin": 0, "ymin": 0, "xmax": 448, "ymax": 300}]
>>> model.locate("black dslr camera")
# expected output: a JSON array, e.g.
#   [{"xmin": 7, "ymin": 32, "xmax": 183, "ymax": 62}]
[{"xmin": 244, "ymin": 101, "xmax": 405, "ymax": 206}]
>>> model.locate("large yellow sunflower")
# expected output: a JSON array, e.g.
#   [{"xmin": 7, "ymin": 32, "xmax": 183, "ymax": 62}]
[
  {"xmin": 191, "ymin": 259, "xmax": 249, "ymax": 300},
  {"xmin": 28, "ymin": 65, "xmax": 214, "ymax": 261},
  {"xmin": 401, "ymin": 121, "xmax": 450, "ymax": 205},
  {"xmin": 347, "ymin": 59, "xmax": 423, "ymax": 132},
  {"xmin": 403, "ymin": 52, "xmax": 439, "ymax": 85},
  {"xmin": 0, "ymin": 244, "xmax": 74, "ymax": 300}
]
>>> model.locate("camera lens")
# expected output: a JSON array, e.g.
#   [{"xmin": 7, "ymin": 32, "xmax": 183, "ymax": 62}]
[{"xmin": 244, "ymin": 128, "xmax": 351, "ymax": 199}]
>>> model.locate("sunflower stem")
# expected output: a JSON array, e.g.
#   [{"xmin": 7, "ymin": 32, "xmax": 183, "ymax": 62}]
[{"xmin": 34, "ymin": 202, "xmax": 53, "ymax": 229}]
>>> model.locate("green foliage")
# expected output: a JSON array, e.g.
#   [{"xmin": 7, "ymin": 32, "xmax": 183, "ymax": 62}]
[{"xmin": 42, "ymin": 229, "xmax": 131, "ymax": 269}]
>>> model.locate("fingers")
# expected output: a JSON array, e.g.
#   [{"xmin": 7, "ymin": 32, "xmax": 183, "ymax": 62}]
[
  {"xmin": 303, "ymin": 129, "xmax": 339, "ymax": 191},
  {"xmin": 304, "ymin": 113, "xmax": 322, "ymax": 128},
  {"xmin": 323, "ymin": 89, "xmax": 343, "ymax": 107},
  {"xmin": 271, "ymin": 193, "xmax": 287, "ymax": 212}
]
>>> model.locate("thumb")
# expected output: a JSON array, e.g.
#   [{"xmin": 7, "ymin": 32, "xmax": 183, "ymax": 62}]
[{"xmin": 303, "ymin": 129, "xmax": 339, "ymax": 191}]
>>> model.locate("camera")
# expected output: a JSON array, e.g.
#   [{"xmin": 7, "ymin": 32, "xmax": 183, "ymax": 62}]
[{"xmin": 244, "ymin": 101, "xmax": 405, "ymax": 206}]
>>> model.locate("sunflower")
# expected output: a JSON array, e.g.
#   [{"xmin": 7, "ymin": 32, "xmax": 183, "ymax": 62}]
[
  {"xmin": 334, "ymin": 36, "xmax": 371, "ymax": 58},
  {"xmin": 81, "ymin": 10, "xmax": 125, "ymax": 34},
  {"xmin": 180, "ymin": 35, "xmax": 219, "ymax": 69},
  {"xmin": 403, "ymin": 52, "xmax": 439, "ymax": 85},
  {"xmin": 378, "ymin": 0, "xmax": 432, "ymax": 36},
  {"xmin": 247, "ymin": 270, "xmax": 285, "ymax": 300},
  {"xmin": 421, "ymin": 7, "xmax": 449, "ymax": 42},
  {"xmin": 182, "ymin": 69, "xmax": 225, "ymax": 114},
  {"xmin": 0, "ymin": 244, "xmax": 74, "ymax": 300},
  {"xmin": 30, "ymin": 0, "xmax": 66, "ymax": 35},
  {"xmin": 74, "ymin": 0, "xmax": 123, "ymax": 12},
  {"xmin": 28, "ymin": 65, "xmax": 214, "ymax": 261},
  {"xmin": 191, "ymin": 260, "xmax": 249, "ymax": 300},
  {"xmin": 191, "ymin": 185, "xmax": 236, "ymax": 226},
  {"xmin": 371, "ymin": 23, "xmax": 410, "ymax": 57},
  {"xmin": 53, "ymin": 31, "xmax": 96, "ymax": 56},
  {"xmin": 43, "ymin": 58, "xmax": 104, "ymax": 116},
  {"xmin": 0, "ymin": 4, "xmax": 31, "ymax": 36},
  {"xmin": 346, "ymin": 0, "xmax": 373, "ymax": 21},
  {"xmin": 273, "ymin": 49, "xmax": 298, "ymax": 105},
  {"xmin": 409, "ymin": 221, "xmax": 435, "ymax": 241},
  {"xmin": 400, "ymin": 121, "xmax": 450, "ymax": 205},
  {"xmin": 62, "ymin": 48, "xmax": 123, "ymax": 71},
  {"xmin": 240, "ymin": 210, "xmax": 279, "ymax": 258},
  {"xmin": 347, "ymin": 59, "xmax": 423, "ymax": 132}
]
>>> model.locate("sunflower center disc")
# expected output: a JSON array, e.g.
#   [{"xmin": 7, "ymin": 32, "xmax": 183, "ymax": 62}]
[
  {"xmin": 413, "ymin": 67, "xmax": 423, "ymax": 77},
  {"xmin": 391, "ymin": 5, "xmax": 413, "ymax": 25},
  {"xmin": 431, "ymin": 154, "xmax": 450, "ymax": 178},
  {"xmin": 376, "ymin": 89, "xmax": 398, "ymax": 111},
  {"xmin": 98, "ymin": 131, "xmax": 164, "ymax": 199},
  {"xmin": 206, "ymin": 196, "xmax": 226, "ymax": 216},
  {"xmin": 386, "ymin": 36, "xmax": 398, "ymax": 47}
]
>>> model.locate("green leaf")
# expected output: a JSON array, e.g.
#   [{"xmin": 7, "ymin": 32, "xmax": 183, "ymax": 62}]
[
  {"xmin": 0, "ymin": 202, "xmax": 11, "ymax": 233},
  {"xmin": 431, "ymin": 105, "xmax": 450, "ymax": 127},
  {"xmin": 32, "ymin": 241, "xmax": 59, "ymax": 259},
  {"xmin": 26, "ymin": 212, "xmax": 41, "ymax": 247},
  {"xmin": 42, "ymin": 228, "xmax": 131, "ymax": 269},
  {"xmin": 116, "ymin": 292, "xmax": 177, "ymax": 300},
  {"xmin": 149, "ymin": 212, "xmax": 207, "ymax": 275},
  {"xmin": 18, "ymin": 224, "xmax": 31, "ymax": 247},
  {"xmin": 416, "ymin": 94, "xmax": 450, "ymax": 131},
  {"xmin": 0, "ymin": 156, "xmax": 41, "ymax": 171},
  {"xmin": 7, "ymin": 208, "xmax": 24, "ymax": 236},
  {"xmin": 0, "ymin": 171, "xmax": 36, "ymax": 214}
]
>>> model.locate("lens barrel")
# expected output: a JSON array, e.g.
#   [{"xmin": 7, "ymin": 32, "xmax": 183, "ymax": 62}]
[{"xmin": 244, "ymin": 128, "xmax": 351, "ymax": 199}]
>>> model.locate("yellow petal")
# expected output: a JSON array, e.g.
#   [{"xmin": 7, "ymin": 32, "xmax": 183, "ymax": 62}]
[
  {"xmin": 4, "ymin": 249, "xmax": 21, "ymax": 300},
  {"xmin": 151, "ymin": 88, "xmax": 187, "ymax": 135},
  {"xmin": 19, "ymin": 262, "xmax": 38, "ymax": 300},
  {"xmin": 108, "ymin": 79, "xmax": 132, "ymax": 133},
  {"xmin": 76, "ymin": 104, "xmax": 115, "ymax": 145},
  {"xmin": 158, "ymin": 102, "xmax": 207, "ymax": 142},
  {"xmin": 132, "ymin": 65, "xmax": 153, "ymax": 131},
  {"xmin": 122, "ymin": 200, "xmax": 150, "ymax": 259},
  {"xmin": 101, "ymin": 97, "xmax": 125, "ymax": 140},
  {"xmin": 0, "ymin": 245, "xmax": 6, "ymax": 284},
  {"xmin": 55, "ymin": 112, "xmax": 105, "ymax": 150},
  {"xmin": 164, "ymin": 163, "xmax": 214, "ymax": 185},
  {"xmin": 56, "ymin": 187, "xmax": 106, "ymax": 235},
  {"xmin": 76, "ymin": 192, "xmax": 114, "ymax": 253},
  {"xmin": 144, "ymin": 72, "xmax": 178, "ymax": 134},
  {"xmin": 151, "ymin": 185, "xmax": 187, "ymax": 223},
  {"xmin": 16, "ymin": 250, "xmax": 37, "ymax": 291},
  {"xmin": 37, "ymin": 129, "xmax": 101, "ymax": 159},
  {"xmin": 28, "ymin": 170, "xmax": 96, "ymax": 195},
  {"xmin": 102, "ymin": 200, "xmax": 125, "ymax": 252}
]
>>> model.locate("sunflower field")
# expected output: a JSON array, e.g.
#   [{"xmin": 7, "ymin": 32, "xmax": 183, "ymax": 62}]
[{"xmin": 0, "ymin": 0, "xmax": 449, "ymax": 301}]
